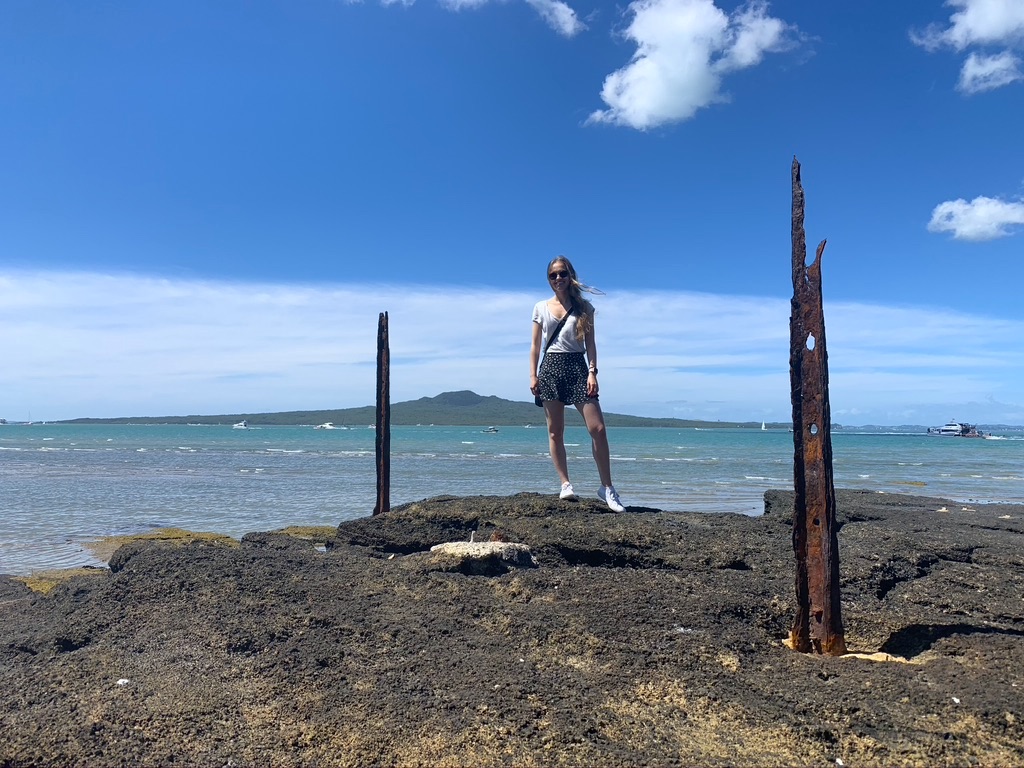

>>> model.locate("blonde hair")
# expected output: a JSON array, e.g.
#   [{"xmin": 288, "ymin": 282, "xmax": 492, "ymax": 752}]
[{"xmin": 547, "ymin": 256, "xmax": 601, "ymax": 343}]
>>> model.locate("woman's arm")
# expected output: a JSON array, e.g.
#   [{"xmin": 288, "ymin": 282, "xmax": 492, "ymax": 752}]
[
  {"xmin": 529, "ymin": 321, "xmax": 543, "ymax": 394},
  {"xmin": 585, "ymin": 323, "xmax": 599, "ymax": 397}
]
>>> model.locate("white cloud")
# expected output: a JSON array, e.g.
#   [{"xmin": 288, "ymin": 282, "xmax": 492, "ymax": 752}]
[
  {"xmin": 524, "ymin": 0, "xmax": 585, "ymax": 37},
  {"xmin": 911, "ymin": 0, "xmax": 1024, "ymax": 51},
  {"xmin": 3, "ymin": 270, "xmax": 1024, "ymax": 426},
  {"xmin": 958, "ymin": 49, "xmax": 1023, "ymax": 92},
  {"xmin": 927, "ymin": 195, "xmax": 1024, "ymax": 240},
  {"xmin": 434, "ymin": 0, "xmax": 582, "ymax": 35},
  {"xmin": 587, "ymin": 0, "xmax": 794, "ymax": 130},
  {"xmin": 912, "ymin": 0, "xmax": 1024, "ymax": 92},
  {"xmin": 438, "ymin": 0, "xmax": 492, "ymax": 10}
]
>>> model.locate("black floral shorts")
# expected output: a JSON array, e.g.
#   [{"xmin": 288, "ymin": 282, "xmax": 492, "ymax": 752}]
[{"xmin": 537, "ymin": 352, "xmax": 594, "ymax": 406}]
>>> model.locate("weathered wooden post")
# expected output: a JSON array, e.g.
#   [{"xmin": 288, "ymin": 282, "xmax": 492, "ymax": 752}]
[
  {"xmin": 789, "ymin": 158, "xmax": 846, "ymax": 655},
  {"xmin": 373, "ymin": 311, "xmax": 390, "ymax": 516}
]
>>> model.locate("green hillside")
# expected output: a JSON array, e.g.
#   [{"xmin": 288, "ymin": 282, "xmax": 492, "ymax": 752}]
[{"xmin": 61, "ymin": 390, "xmax": 767, "ymax": 429}]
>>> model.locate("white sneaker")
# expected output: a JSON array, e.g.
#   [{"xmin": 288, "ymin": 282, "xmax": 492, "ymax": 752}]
[
  {"xmin": 559, "ymin": 482, "xmax": 577, "ymax": 500},
  {"xmin": 598, "ymin": 485, "xmax": 625, "ymax": 512}
]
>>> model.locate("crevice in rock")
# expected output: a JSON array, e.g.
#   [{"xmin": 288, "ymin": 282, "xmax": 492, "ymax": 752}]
[
  {"xmin": 871, "ymin": 554, "xmax": 938, "ymax": 600},
  {"xmin": 719, "ymin": 559, "xmax": 752, "ymax": 571},
  {"xmin": 54, "ymin": 635, "xmax": 91, "ymax": 653},
  {"xmin": 968, "ymin": 524, "xmax": 1024, "ymax": 536},
  {"xmin": 226, "ymin": 637, "xmax": 259, "ymax": 655},
  {"xmin": 935, "ymin": 545, "xmax": 978, "ymax": 564},
  {"xmin": 842, "ymin": 513, "xmax": 886, "ymax": 524},
  {"xmin": 448, "ymin": 558, "xmax": 521, "ymax": 577},
  {"xmin": 549, "ymin": 546, "xmax": 661, "ymax": 569}
]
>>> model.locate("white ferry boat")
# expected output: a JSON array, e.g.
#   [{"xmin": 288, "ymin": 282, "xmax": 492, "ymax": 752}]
[{"xmin": 927, "ymin": 420, "xmax": 982, "ymax": 437}]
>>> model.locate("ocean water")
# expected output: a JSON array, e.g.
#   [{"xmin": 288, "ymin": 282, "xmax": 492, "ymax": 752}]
[{"xmin": 2, "ymin": 423, "xmax": 1022, "ymax": 575}]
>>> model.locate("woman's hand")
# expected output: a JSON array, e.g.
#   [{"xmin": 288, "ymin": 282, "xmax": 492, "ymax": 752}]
[
  {"xmin": 530, "ymin": 374, "xmax": 539, "ymax": 396},
  {"xmin": 586, "ymin": 372, "xmax": 598, "ymax": 398}
]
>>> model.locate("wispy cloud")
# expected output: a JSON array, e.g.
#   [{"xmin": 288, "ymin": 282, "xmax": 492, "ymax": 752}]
[
  {"xmin": 524, "ymin": 0, "xmax": 585, "ymax": 37},
  {"xmin": 821, "ymin": 301, "xmax": 1024, "ymax": 424},
  {"xmin": 911, "ymin": 0, "xmax": 1024, "ymax": 94},
  {"xmin": 424, "ymin": 0, "xmax": 584, "ymax": 36},
  {"xmin": 587, "ymin": 0, "xmax": 795, "ymax": 130},
  {"xmin": 958, "ymin": 50, "xmax": 1023, "ymax": 92},
  {"xmin": 926, "ymin": 195, "xmax": 1024, "ymax": 240},
  {"xmin": 3, "ymin": 270, "xmax": 1024, "ymax": 425},
  {"xmin": 438, "ymin": 0, "xmax": 497, "ymax": 9}
]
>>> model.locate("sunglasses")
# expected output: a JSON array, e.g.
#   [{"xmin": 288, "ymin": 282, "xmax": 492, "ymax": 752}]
[{"xmin": 548, "ymin": 270, "xmax": 570, "ymax": 280}]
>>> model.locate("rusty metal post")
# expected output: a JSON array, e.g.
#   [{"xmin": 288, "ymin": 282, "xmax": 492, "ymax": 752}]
[
  {"xmin": 789, "ymin": 158, "xmax": 846, "ymax": 655},
  {"xmin": 373, "ymin": 312, "xmax": 390, "ymax": 516}
]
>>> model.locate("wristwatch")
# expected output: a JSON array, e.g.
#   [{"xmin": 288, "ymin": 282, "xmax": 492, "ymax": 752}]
[{"xmin": 588, "ymin": 367, "xmax": 598, "ymax": 375}]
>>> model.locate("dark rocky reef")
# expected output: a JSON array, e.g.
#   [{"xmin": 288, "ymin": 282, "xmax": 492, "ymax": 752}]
[{"xmin": 1, "ymin": 490, "xmax": 1022, "ymax": 766}]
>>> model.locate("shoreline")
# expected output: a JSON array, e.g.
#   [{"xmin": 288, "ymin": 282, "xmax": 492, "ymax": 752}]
[
  {"xmin": 6, "ymin": 483, "xmax": 1024, "ymax": 580},
  {"xmin": 2, "ymin": 490, "xmax": 1023, "ymax": 765},
  {"xmin": 6, "ymin": 487, "xmax": 1022, "ymax": 583}
]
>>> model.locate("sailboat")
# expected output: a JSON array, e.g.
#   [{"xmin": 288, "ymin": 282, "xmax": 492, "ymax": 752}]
[{"xmin": 761, "ymin": 421, "xmax": 766, "ymax": 431}]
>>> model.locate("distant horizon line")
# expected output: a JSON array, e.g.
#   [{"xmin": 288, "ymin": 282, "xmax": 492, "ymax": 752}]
[
  {"xmin": 3, "ymin": 390, "xmax": 1023, "ymax": 431},
  {"xmin": 5, "ymin": 421, "xmax": 1024, "ymax": 431}
]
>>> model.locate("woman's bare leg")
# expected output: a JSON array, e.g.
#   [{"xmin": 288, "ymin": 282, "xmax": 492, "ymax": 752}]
[
  {"xmin": 577, "ymin": 399, "xmax": 612, "ymax": 487},
  {"xmin": 544, "ymin": 401, "xmax": 571, "ymax": 485}
]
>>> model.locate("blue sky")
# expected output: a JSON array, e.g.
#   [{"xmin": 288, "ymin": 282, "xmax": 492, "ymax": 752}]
[{"xmin": 2, "ymin": 0, "xmax": 1023, "ymax": 424}]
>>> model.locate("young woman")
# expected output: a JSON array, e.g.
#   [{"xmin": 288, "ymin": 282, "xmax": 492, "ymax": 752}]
[{"xmin": 529, "ymin": 256, "xmax": 625, "ymax": 512}]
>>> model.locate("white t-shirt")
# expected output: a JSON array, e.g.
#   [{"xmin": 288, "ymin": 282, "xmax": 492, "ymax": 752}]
[{"xmin": 533, "ymin": 300, "xmax": 586, "ymax": 354}]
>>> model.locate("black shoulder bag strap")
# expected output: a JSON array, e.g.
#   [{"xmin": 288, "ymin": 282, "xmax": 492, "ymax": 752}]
[{"xmin": 541, "ymin": 305, "xmax": 574, "ymax": 360}]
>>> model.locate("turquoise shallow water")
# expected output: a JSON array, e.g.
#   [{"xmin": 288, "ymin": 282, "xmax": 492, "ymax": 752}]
[{"xmin": 2, "ymin": 423, "xmax": 1022, "ymax": 575}]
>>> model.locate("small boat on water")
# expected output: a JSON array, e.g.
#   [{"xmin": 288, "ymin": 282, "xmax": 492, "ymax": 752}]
[
  {"xmin": 927, "ymin": 420, "xmax": 983, "ymax": 438},
  {"xmin": 481, "ymin": 426, "xmax": 499, "ymax": 433},
  {"xmin": 232, "ymin": 420, "xmax": 249, "ymax": 429},
  {"xmin": 314, "ymin": 422, "xmax": 338, "ymax": 430}
]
